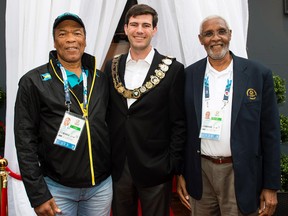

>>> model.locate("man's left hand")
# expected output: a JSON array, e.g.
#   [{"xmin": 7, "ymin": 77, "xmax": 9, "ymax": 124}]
[{"xmin": 258, "ymin": 189, "xmax": 278, "ymax": 216}]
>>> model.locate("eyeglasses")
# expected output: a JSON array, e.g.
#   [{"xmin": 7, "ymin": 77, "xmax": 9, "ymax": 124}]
[{"xmin": 201, "ymin": 29, "xmax": 230, "ymax": 38}]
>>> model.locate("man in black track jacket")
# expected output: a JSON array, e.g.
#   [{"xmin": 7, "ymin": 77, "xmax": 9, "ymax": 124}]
[{"xmin": 14, "ymin": 13, "xmax": 112, "ymax": 216}]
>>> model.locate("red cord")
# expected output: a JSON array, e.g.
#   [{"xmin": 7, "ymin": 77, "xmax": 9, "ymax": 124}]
[
  {"xmin": 5, "ymin": 167, "xmax": 22, "ymax": 181},
  {"xmin": 0, "ymin": 156, "xmax": 22, "ymax": 180}
]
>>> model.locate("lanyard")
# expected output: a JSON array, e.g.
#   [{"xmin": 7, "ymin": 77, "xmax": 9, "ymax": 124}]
[
  {"xmin": 51, "ymin": 58, "xmax": 97, "ymax": 185},
  {"xmin": 59, "ymin": 64, "xmax": 88, "ymax": 112},
  {"xmin": 204, "ymin": 74, "xmax": 232, "ymax": 109}
]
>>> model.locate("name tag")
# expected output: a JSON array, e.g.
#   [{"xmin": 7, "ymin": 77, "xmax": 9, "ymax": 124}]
[{"xmin": 54, "ymin": 111, "xmax": 85, "ymax": 150}]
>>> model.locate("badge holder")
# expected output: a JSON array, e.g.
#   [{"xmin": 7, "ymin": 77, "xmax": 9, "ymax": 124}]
[{"xmin": 54, "ymin": 111, "xmax": 85, "ymax": 150}]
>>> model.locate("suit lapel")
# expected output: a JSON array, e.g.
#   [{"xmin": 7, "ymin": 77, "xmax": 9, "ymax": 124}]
[
  {"xmin": 141, "ymin": 50, "xmax": 161, "ymax": 85},
  {"xmin": 231, "ymin": 54, "xmax": 249, "ymax": 130},
  {"xmin": 118, "ymin": 54, "xmax": 129, "ymax": 109},
  {"xmin": 194, "ymin": 59, "xmax": 206, "ymax": 129}
]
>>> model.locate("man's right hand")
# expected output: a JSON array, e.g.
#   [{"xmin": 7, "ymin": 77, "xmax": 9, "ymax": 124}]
[
  {"xmin": 34, "ymin": 198, "xmax": 62, "ymax": 216},
  {"xmin": 177, "ymin": 175, "xmax": 191, "ymax": 210}
]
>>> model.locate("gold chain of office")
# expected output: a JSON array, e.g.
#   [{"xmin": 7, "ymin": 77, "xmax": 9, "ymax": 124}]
[{"xmin": 111, "ymin": 54, "xmax": 174, "ymax": 99}]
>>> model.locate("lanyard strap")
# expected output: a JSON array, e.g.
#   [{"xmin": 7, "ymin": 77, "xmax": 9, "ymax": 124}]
[
  {"xmin": 59, "ymin": 64, "xmax": 88, "ymax": 112},
  {"xmin": 204, "ymin": 75, "xmax": 233, "ymax": 109},
  {"xmin": 51, "ymin": 58, "xmax": 97, "ymax": 185}
]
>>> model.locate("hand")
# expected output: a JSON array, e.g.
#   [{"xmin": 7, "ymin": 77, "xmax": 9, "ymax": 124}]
[
  {"xmin": 34, "ymin": 198, "xmax": 62, "ymax": 216},
  {"xmin": 258, "ymin": 189, "xmax": 278, "ymax": 216},
  {"xmin": 176, "ymin": 175, "xmax": 191, "ymax": 210}
]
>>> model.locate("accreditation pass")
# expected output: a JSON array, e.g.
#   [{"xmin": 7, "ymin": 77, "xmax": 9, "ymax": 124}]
[
  {"xmin": 199, "ymin": 110, "xmax": 223, "ymax": 141},
  {"xmin": 54, "ymin": 111, "xmax": 85, "ymax": 150}
]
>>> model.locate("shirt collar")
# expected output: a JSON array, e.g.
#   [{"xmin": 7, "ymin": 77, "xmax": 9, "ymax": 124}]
[
  {"xmin": 126, "ymin": 48, "xmax": 155, "ymax": 65},
  {"xmin": 206, "ymin": 57, "xmax": 233, "ymax": 76}
]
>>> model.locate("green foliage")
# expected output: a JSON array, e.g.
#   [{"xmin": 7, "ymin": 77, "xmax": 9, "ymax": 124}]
[
  {"xmin": 280, "ymin": 114, "xmax": 288, "ymax": 143},
  {"xmin": 273, "ymin": 73, "xmax": 288, "ymax": 144},
  {"xmin": 273, "ymin": 74, "xmax": 286, "ymax": 104},
  {"xmin": 281, "ymin": 154, "xmax": 288, "ymax": 192},
  {"xmin": 275, "ymin": 74, "xmax": 288, "ymax": 192}
]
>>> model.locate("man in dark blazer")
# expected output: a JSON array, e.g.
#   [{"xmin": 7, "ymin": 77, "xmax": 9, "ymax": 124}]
[
  {"xmin": 104, "ymin": 4, "xmax": 186, "ymax": 216},
  {"xmin": 177, "ymin": 15, "xmax": 280, "ymax": 216}
]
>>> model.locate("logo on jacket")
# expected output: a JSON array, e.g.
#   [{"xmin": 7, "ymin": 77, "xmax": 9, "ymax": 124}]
[
  {"xmin": 246, "ymin": 88, "xmax": 257, "ymax": 100},
  {"xmin": 41, "ymin": 73, "xmax": 52, "ymax": 81}
]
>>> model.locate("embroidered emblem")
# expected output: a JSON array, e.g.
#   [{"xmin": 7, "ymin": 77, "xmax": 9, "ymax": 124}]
[
  {"xmin": 246, "ymin": 88, "xmax": 257, "ymax": 100},
  {"xmin": 111, "ymin": 54, "xmax": 175, "ymax": 99},
  {"xmin": 41, "ymin": 73, "xmax": 52, "ymax": 81}
]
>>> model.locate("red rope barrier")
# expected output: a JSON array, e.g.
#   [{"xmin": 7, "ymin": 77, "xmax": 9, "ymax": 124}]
[
  {"xmin": 5, "ymin": 167, "xmax": 22, "ymax": 181},
  {"xmin": 0, "ymin": 157, "xmax": 22, "ymax": 181}
]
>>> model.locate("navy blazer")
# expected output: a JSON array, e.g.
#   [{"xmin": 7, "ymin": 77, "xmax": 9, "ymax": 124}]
[
  {"xmin": 105, "ymin": 49, "xmax": 186, "ymax": 187},
  {"xmin": 184, "ymin": 52, "xmax": 281, "ymax": 214}
]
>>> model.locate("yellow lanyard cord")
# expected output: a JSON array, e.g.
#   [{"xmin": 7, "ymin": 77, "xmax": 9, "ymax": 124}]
[
  {"xmin": 84, "ymin": 117, "xmax": 95, "ymax": 185},
  {"xmin": 50, "ymin": 58, "xmax": 97, "ymax": 185}
]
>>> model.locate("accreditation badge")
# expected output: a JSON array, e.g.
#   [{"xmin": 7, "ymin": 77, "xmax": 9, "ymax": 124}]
[
  {"xmin": 199, "ymin": 110, "xmax": 223, "ymax": 141},
  {"xmin": 54, "ymin": 111, "xmax": 85, "ymax": 150}
]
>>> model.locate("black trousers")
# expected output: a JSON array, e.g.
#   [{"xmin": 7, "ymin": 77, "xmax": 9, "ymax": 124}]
[{"xmin": 112, "ymin": 160, "xmax": 172, "ymax": 216}]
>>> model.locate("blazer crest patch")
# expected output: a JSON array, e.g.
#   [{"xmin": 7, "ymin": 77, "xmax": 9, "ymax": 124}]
[{"xmin": 246, "ymin": 88, "xmax": 257, "ymax": 100}]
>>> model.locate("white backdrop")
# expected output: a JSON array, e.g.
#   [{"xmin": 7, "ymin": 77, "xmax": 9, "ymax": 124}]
[
  {"xmin": 5, "ymin": 0, "xmax": 248, "ymax": 215},
  {"xmin": 139, "ymin": 0, "xmax": 248, "ymax": 66}
]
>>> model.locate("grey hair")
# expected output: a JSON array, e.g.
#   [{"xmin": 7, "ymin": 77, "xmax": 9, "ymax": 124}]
[{"xmin": 199, "ymin": 15, "xmax": 230, "ymax": 34}]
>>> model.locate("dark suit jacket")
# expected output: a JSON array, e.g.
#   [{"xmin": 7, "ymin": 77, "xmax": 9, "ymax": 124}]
[
  {"xmin": 184, "ymin": 52, "xmax": 281, "ymax": 214},
  {"xmin": 105, "ymin": 49, "xmax": 186, "ymax": 187}
]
